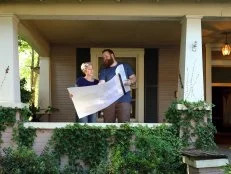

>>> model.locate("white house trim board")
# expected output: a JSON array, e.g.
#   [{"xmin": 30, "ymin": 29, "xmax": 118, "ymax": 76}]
[
  {"xmin": 183, "ymin": 156, "xmax": 229, "ymax": 168},
  {"xmin": 39, "ymin": 57, "xmax": 51, "ymax": 111},
  {"xmin": 212, "ymin": 59, "xmax": 231, "ymax": 67},
  {"xmin": 2, "ymin": 4, "xmax": 231, "ymax": 19},
  {"xmin": 178, "ymin": 15, "xmax": 204, "ymax": 102},
  {"xmin": 91, "ymin": 48, "xmax": 144, "ymax": 122},
  {"xmin": 23, "ymin": 122, "xmax": 171, "ymax": 129},
  {"xmin": 205, "ymin": 44, "xmax": 212, "ymax": 104},
  {"xmin": 0, "ymin": 15, "xmax": 21, "ymax": 105},
  {"xmin": 212, "ymin": 83, "xmax": 231, "ymax": 87}
]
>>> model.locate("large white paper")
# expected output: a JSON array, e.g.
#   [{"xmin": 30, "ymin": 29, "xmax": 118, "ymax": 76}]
[
  {"xmin": 115, "ymin": 64, "xmax": 130, "ymax": 92},
  {"xmin": 67, "ymin": 75, "xmax": 124, "ymax": 118}
]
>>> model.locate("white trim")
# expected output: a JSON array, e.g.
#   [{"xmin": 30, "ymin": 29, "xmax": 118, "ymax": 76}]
[
  {"xmin": 91, "ymin": 48, "xmax": 144, "ymax": 122},
  {"xmin": 39, "ymin": 57, "xmax": 51, "ymax": 110},
  {"xmin": 23, "ymin": 122, "xmax": 171, "ymax": 129},
  {"xmin": 212, "ymin": 83, "xmax": 231, "ymax": 87},
  {"xmin": 177, "ymin": 104, "xmax": 211, "ymax": 111},
  {"xmin": 184, "ymin": 15, "xmax": 203, "ymax": 19},
  {"xmin": 212, "ymin": 59, "xmax": 231, "ymax": 67},
  {"xmin": 0, "ymin": 102, "xmax": 28, "ymax": 108},
  {"xmin": 205, "ymin": 44, "xmax": 212, "ymax": 103},
  {"xmin": 0, "ymin": 14, "xmax": 19, "ymax": 23},
  {"xmin": 4, "ymin": 4, "xmax": 231, "ymax": 19},
  {"xmin": 183, "ymin": 156, "xmax": 229, "ymax": 168}
]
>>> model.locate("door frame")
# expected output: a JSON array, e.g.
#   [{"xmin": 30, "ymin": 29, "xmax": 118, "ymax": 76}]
[{"xmin": 91, "ymin": 48, "xmax": 144, "ymax": 122}]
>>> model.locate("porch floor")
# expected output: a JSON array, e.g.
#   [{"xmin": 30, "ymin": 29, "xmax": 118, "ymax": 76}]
[{"xmin": 216, "ymin": 132, "xmax": 231, "ymax": 163}]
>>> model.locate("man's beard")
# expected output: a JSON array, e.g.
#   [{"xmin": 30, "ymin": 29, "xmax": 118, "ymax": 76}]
[{"xmin": 104, "ymin": 57, "xmax": 114, "ymax": 68}]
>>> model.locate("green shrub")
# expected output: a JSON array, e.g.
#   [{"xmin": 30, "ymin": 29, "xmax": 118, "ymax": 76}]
[
  {"xmin": 13, "ymin": 123, "xmax": 36, "ymax": 148},
  {"xmin": 105, "ymin": 125, "xmax": 185, "ymax": 174},
  {"xmin": 0, "ymin": 146, "xmax": 59, "ymax": 174},
  {"xmin": 224, "ymin": 164, "xmax": 231, "ymax": 174},
  {"xmin": 166, "ymin": 100, "xmax": 217, "ymax": 150},
  {"xmin": 51, "ymin": 124, "xmax": 186, "ymax": 174},
  {"xmin": 20, "ymin": 78, "xmax": 33, "ymax": 104},
  {"xmin": 0, "ymin": 146, "xmax": 43, "ymax": 174},
  {"xmin": 0, "ymin": 107, "xmax": 31, "ymax": 145},
  {"xmin": 0, "ymin": 123, "xmax": 186, "ymax": 173}
]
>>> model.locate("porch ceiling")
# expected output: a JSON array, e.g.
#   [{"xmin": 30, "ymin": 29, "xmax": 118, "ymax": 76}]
[{"xmin": 21, "ymin": 19, "xmax": 231, "ymax": 47}]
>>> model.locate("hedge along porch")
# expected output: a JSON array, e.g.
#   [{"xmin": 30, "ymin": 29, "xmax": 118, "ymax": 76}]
[
  {"xmin": 1, "ymin": 122, "xmax": 187, "ymax": 173},
  {"xmin": 0, "ymin": 102, "xmax": 229, "ymax": 173}
]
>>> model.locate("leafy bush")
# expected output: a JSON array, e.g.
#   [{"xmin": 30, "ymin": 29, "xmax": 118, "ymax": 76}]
[
  {"xmin": 51, "ymin": 124, "xmax": 186, "ymax": 174},
  {"xmin": 105, "ymin": 125, "xmax": 185, "ymax": 174},
  {"xmin": 0, "ymin": 107, "xmax": 31, "ymax": 144},
  {"xmin": 0, "ymin": 146, "xmax": 59, "ymax": 174},
  {"xmin": 224, "ymin": 164, "xmax": 231, "ymax": 174},
  {"xmin": 0, "ymin": 146, "xmax": 43, "ymax": 174},
  {"xmin": 165, "ymin": 100, "xmax": 217, "ymax": 150},
  {"xmin": 13, "ymin": 123, "xmax": 36, "ymax": 148},
  {"xmin": 20, "ymin": 78, "xmax": 33, "ymax": 104},
  {"xmin": 0, "ymin": 123, "xmax": 186, "ymax": 173}
]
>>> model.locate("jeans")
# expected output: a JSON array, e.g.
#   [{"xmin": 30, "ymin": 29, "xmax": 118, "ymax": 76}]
[{"xmin": 79, "ymin": 113, "xmax": 97, "ymax": 123}]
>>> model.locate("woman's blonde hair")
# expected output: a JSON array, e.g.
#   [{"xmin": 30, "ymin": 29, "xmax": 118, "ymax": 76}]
[{"xmin": 80, "ymin": 62, "xmax": 92, "ymax": 73}]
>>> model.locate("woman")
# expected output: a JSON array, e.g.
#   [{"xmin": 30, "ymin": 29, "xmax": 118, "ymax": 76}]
[{"xmin": 76, "ymin": 62, "xmax": 99, "ymax": 123}]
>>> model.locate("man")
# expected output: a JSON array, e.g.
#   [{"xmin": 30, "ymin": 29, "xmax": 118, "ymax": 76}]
[{"xmin": 99, "ymin": 49, "xmax": 136, "ymax": 123}]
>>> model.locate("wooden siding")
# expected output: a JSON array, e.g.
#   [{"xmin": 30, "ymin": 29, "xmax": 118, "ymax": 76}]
[
  {"xmin": 51, "ymin": 45, "xmax": 76, "ymax": 122},
  {"xmin": 158, "ymin": 47, "xmax": 179, "ymax": 122}
]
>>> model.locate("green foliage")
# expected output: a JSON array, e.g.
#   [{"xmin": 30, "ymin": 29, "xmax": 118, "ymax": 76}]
[
  {"xmin": 51, "ymin": 124, "xmax": 110, "ymax": 170},
  {"xmin": 18, "ymin": 38, "xmax": 40, "ymax": 106},
  {"xmin": 0, "ymin": 146, "xmax": 42, "ymax": 174},
  {"xmin": 104, "ymin": 125, "xmax": 185, "ymax": 174},
  {"xmin": 28, "ymin": 105, "xmax": 59, "ymax": 122},
  {"xmin": 50, "ymin": 124, "xmax": 185, "ymax": 173},
  {"xmin": 0, "ymin": 106, "xmax": 186, "ymax": 174},
  {"xmin": 165, "ymin": 100, "xmax": 217, "ymax": 151},
  {"xmin": 0, "ymin": 146, "xmax": 59, "ymax": 174},
  {"xmin": 13, "ymin": 123, "xmax": 36, "ymax": 148},
  {"xmin": 20, "ymin": 78, "xmax": 33, "ymax": 103},
  {"xmin": 0, "ymin": 107, "xmax": 31, "ymax": 144},
  {"xmin": 224, "ymin": 164, "xmax": 231, "ymax": 174},
  {"xmin": 45, "ymin": 106, "xmax": 59, "ymax": 114},
  {"xmin": 18, "ymin": 38, "xmax": 33, "ymax": 89},
  {"xmin": 29, "ymin": 104, "xmax": 41, "ymax": 122}
]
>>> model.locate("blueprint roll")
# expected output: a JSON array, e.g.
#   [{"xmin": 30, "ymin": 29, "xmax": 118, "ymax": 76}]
[{"xmin": 67, "ymin": 74, "xmax": 125, "ymax": 118}]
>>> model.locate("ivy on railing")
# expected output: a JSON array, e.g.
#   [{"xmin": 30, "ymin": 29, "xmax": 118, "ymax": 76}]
[
  {"xmin": 165, "ymin": 100, "xmax": 217, "ymax": 151},
  {"xmin": 48, "ymin": 124, "xmax": 186, "ymax": 173},
  {"xmin": 13, "ymin": 123, "xmax": 36, "ymax": 148},
  {"xmin": 0, "ymin": 106, "xmax": 31, "ymax": 145}
]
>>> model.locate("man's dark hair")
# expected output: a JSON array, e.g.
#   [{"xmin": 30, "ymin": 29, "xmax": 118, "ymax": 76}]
[{"xmin": 102, "ymin": 49, "xmax": 114, "ymax": 55}]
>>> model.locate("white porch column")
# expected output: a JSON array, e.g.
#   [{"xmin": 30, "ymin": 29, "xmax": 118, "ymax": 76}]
[
  {"xmin": 205, "ymin": 44, "xmax": 212, "ymax": 103},
  {"xmin": 38, "ymin": 57, "xmax": 51, "ymax": 110},
  {"xmin": 178, "ymin": 15, "xmax": 204, "ymax": 102},
  {"xmin": 0, "ymin": 15, "xmax": 22, "ymax": 107}
]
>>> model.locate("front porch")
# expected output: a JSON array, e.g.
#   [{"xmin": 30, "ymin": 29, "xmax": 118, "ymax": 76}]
[{"xmin": 1, "ymin": 2, "xmax": 231, "ymax": 124}]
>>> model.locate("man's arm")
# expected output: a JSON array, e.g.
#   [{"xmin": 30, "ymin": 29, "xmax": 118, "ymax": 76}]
[
  {"xmin": 129, "ymin": 74, "xmax": 136, "ymax": 85},
  {"xmin": 124, "ymin": 74, "xmax": 136, "ymax": 86}
]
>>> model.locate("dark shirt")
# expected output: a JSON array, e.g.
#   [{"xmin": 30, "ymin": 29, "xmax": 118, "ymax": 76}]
[
  {"xmin": 76, "ymin": 77, "xmax": 99, "ymax": 87},
  {"xmin": 99, "ymin": 63, "xmax": 134, "ymax": 103}
]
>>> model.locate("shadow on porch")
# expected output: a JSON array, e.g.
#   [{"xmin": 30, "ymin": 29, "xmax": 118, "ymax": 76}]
[{"xmin": 216, "ymin": 132, "xmax": 231, "ymax": 163}]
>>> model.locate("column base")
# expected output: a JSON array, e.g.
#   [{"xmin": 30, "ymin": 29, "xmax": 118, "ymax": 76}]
[{"xmin": 182, "ymin": 150, "xmax": 229, "ymax": 174}]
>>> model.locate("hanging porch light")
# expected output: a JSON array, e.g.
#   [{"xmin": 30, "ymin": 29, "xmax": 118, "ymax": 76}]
[{"xmin": 222, "ymin": 32, "xmax": 231, "ymax": 56}]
